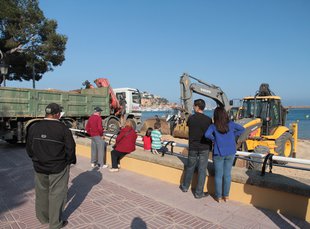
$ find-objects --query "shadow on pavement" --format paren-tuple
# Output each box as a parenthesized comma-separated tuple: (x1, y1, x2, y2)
(0, 142, 35, 216)
(244, 169, 310, 228)
(130, 217, 147, 229)
(64, 169, 102, 219)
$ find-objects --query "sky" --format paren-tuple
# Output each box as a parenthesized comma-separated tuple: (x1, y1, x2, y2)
(7, 0, 310, 106)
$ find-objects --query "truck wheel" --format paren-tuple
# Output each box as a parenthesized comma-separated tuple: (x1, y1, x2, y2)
(275, 132, 293, 157)
(107, 119, 120, 134)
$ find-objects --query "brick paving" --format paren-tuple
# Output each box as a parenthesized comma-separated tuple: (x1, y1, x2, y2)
(0, 142, 309, 229)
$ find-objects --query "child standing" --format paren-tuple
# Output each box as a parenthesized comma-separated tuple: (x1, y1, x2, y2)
(151, 122, 162, 154)
(143, 127, 152, 151)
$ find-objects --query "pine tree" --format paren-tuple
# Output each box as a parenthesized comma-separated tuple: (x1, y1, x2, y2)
(0, 0, 67, 83)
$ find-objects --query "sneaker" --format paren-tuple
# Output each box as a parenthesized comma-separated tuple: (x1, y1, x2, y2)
(194, 192, 209, 199)
(215, 197, 223, 203)
(179, 185, 188, 193)
(61, 220, 68, 228)
(91, 163, 97, 168)
(100, 164, 108, 169)
(117, 164, 121, 169)
(109, 168, 119, 172)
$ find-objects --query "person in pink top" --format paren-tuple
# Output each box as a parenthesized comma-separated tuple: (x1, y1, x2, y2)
(142, 127, 153, 151)
(86, 107, 108, 169)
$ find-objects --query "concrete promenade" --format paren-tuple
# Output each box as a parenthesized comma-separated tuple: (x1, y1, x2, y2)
(0, 142, 309, 229)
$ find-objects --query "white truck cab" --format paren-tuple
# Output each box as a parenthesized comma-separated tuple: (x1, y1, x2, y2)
(114, 88, 142, 117)
(113, 88, 142, 129)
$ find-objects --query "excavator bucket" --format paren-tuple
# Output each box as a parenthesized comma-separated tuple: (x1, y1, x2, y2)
(140, 117, 171, 135)
(172, 121, 189, 139)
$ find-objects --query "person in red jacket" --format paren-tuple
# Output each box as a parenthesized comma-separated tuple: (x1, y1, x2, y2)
(142, 127, 153, 151)
(86, 107, 108, 169)
(110, 119, 137, 172)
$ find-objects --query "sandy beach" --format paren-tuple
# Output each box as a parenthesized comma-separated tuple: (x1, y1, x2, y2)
(296, 139, 310, 160)
(279, 139, 310, 178)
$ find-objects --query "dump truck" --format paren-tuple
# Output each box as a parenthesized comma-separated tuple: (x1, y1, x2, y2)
(0, 79, 142, 143)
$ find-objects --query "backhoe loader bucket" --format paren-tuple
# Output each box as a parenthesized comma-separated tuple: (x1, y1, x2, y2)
(140, 117, 171, 135)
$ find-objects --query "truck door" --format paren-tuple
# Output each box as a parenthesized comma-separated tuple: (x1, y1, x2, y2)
(131, 91, 141, 114)
(116, 92, 128, 114)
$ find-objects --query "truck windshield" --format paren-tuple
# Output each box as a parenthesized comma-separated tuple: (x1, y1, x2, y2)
(132, 92, 141, 104)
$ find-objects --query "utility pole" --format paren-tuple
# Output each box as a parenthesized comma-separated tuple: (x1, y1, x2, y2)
(32, 63, 36, 89)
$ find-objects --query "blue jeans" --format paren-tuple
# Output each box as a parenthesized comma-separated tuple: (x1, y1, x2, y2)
(213, 154, 235, 199)
(181, 150, 210, 197)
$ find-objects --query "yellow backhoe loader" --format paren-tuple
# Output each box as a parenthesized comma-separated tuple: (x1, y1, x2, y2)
(236, 83, 298, 157)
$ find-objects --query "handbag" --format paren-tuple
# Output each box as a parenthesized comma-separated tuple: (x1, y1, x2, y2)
(112, 129, 133, 149)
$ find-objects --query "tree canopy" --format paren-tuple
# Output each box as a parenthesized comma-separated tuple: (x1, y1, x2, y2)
(0, 0, 67, 82)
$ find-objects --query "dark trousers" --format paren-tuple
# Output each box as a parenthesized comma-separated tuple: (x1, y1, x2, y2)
(111, 150, 127, 168)
(35, 165, 70, 229)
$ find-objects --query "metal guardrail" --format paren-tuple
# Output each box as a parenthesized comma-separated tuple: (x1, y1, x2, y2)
(71, 128, 310, 174)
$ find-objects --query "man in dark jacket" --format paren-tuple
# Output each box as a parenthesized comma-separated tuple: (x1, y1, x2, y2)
(180, 99, 212, 198)
(26, 103, 76, 228)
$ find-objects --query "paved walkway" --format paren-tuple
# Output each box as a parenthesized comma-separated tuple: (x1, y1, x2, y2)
(0, 142, 308, 229)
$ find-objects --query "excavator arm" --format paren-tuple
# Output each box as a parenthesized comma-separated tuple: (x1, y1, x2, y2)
(180, 73, 231, 112)
(171, 73, 231, 138)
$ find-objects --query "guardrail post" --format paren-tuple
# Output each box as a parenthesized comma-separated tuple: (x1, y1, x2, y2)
(261, 153, 274, 176)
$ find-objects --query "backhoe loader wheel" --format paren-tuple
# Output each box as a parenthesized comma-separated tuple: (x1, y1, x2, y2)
(275, 132, 293, 158)
(249, 145, 270, 170)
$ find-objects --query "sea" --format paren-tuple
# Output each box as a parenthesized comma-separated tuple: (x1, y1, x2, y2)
(141, 108, 310, 139)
